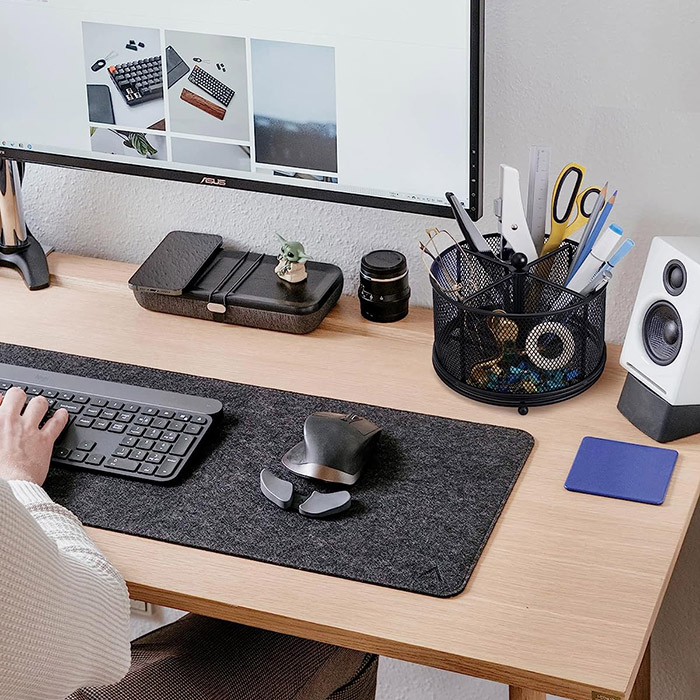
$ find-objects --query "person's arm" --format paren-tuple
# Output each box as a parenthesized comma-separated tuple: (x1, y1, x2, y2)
(0, 388, 131, 700)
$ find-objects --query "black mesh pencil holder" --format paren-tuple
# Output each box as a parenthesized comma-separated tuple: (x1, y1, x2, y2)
(430, 236, 606, 414)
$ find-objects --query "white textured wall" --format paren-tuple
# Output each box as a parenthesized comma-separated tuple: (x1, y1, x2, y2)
(23, 0, 699, 698)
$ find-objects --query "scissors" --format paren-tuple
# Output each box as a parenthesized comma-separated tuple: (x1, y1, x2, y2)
(541, 162, 600, 255)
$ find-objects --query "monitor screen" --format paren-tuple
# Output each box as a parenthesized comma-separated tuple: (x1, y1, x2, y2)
(0, 0, 483, 218)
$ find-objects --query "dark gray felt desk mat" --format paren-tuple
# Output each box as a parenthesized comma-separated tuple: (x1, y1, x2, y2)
(1, 343, 534, 598)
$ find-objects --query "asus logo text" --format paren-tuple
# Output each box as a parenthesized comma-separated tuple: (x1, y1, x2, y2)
(200, 177, 227, 186)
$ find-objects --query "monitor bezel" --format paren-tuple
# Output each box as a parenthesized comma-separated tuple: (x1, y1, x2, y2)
(0, 0, 484, 220)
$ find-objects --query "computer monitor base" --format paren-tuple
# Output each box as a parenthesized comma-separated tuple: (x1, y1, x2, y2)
(0, 232, 50, 290)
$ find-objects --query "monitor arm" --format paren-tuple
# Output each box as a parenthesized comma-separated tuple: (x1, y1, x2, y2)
(0, 158, 49, 290)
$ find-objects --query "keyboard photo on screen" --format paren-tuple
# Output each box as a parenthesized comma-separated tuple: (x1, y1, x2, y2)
(0, 363, 222, 483)
(188, 65, 235, 106)
(109, 56, 164, 106)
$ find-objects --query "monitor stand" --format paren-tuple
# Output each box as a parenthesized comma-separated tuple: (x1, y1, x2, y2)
(0, 158, 50, 290)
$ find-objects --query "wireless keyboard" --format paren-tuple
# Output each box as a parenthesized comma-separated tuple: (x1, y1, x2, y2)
(188, 65, 235, 106)
(0, 364, 222, 483)
(109, 56, 164, 105)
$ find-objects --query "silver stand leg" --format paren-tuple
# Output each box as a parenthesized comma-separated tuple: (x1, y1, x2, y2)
(0, 158, 49, 290)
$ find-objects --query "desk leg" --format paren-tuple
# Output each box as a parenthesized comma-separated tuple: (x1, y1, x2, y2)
(629, 643, 651, 700)
(508, 687, 545, 700)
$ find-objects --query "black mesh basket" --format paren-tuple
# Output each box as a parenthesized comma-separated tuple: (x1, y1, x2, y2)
(430, 236, 606, 414)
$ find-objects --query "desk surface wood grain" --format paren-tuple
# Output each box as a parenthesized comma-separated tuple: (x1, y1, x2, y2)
(2, 254, 698, 700)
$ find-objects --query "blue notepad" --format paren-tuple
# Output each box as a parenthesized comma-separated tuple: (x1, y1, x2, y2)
(565, 436, 678, 505)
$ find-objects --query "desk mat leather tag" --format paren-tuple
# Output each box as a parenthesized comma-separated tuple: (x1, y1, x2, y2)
(2, 343, 534, 597)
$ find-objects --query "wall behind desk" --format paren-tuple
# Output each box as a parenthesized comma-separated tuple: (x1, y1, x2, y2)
(22, 2, 700, 698)
(23, 2, 699, 346)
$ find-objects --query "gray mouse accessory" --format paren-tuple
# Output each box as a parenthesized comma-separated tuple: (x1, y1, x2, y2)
(281, 412, 382, 485)
(259, 469, 293, 509)
(260, 469, 351, 518)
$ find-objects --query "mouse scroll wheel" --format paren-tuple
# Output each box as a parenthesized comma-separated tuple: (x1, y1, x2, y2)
(344, 414, 360, 423)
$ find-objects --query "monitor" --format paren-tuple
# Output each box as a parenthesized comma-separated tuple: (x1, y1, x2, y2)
(0, 0, 484, 219)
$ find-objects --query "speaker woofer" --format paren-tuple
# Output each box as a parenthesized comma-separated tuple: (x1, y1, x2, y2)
(643, 301, 682, 365)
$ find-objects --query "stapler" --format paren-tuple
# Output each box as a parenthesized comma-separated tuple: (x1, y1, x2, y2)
(494, 164, 538, 263)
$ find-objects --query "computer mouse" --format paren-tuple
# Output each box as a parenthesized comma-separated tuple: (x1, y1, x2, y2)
(281, 412, 381, 486)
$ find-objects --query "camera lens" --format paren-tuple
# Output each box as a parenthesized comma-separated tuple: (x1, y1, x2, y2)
(358, 250, 410, 323)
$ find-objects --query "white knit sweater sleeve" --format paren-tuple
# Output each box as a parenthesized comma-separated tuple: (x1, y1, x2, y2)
(0, 479, 131, 700)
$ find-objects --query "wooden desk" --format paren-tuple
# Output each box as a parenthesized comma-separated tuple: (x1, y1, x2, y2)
(3, 254, 699, 700)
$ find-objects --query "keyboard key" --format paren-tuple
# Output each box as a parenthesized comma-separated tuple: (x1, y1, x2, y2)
(58, 391, 74, 401)
(76, 417, 94, 428)
(57, 402, 82, 414)
(158, 409, 175, 419)
(26, 386, 42, 396)
(168, 420, 186, 432)
(123, 403, 140, 413)
(43, 390, 58, 398)
(108, 422, 127, 433)
(176, 413, 191, 422)
(108, 401, 124, 410)
(171, 434, 195, 456)
(105, 457, 139, 472)
(144, 428, 161, 440)
(120, 435, 139, 447)
(101, 409, 117, 420)
(143, 407, 158, 416)
(151, 417, 168, 429)
(153, 442, 171, 453)
(74, 395, 90, 404)
(0, 381, 11, 390)
(85, 407, 101, 417)
(130, 449, 147, 461)
(113, 446, 131, 458)
(184, 424, 202, 435)
(77, 440, 96, 451)
(117, 412, 134, 423)
(161, 431, 178, 443)
(135, 415, 152, 426)
(69, 451, 87, 463)
(156, 456, 180, 477)
(145, 452, 164, 464)
(128, 425, 145, 436)
(94, 419, 110, 431)
(191, 415, 207, 425)
(54, 447, 71, 459)
(86, 454, 105, 466)
(138, 462, 157, 475)
(137, 438, 154, 450)
(91, 398, 108, 407)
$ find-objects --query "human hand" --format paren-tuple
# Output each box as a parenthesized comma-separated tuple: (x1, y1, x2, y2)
(0, 387, 69, 485)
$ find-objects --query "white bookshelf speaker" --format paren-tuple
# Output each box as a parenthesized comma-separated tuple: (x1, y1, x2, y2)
(618, 236, 700, 442)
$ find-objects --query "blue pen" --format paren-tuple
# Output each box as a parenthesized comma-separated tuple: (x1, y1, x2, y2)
(568, 190, 618, 282)
(578, 238, 635, 295)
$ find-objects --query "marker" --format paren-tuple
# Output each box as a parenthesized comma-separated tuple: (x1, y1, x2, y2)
(567, 223, 623, 293)
(578, 237, 635, 295)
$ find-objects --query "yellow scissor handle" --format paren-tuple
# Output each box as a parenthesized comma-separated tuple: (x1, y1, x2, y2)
(563, 185, 601, 240)
(541, 162, 586, 255)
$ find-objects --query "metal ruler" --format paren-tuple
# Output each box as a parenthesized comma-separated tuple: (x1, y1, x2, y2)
(526, 146, 551, 255)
